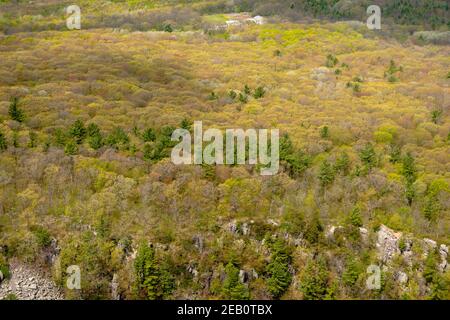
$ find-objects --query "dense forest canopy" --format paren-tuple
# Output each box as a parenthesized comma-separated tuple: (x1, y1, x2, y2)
(0, 0, 449, 300)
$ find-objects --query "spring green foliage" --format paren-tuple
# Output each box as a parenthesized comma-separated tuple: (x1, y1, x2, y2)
(342, 257, 362, 287)
(389, 144, 401, 163)
(8, 97, 24, 122)
(347, 206, 363, 227)
(334, 152, 350, 175)
(134, 242, 174, 300)
(28, 131, 37, 148)
(0, 130, 7, 151)
(0, 0, 448, 301)
(359, 143, 377, 171)
(401, 153, 417, 184)
(253, 86, 266, 99)
(180, 118, 193, 131)
(265, 238, 292, 299)
(325, 54, 338, 67)
(318, 160, 334, 187)
(88, 132, 104, 150)
(142, 128, 156, 142)
(299, 256, 331, 300)
(222, 262, 250, 300)
(431, 109, 443, 124)
(0, 256, 10, 281)
(305, 212, 324, 245)
(320, 125, 329, 138)
(106, 127, 130, 150)
(64, 140, 78, 155)
(31, 226, 51, 248)
(385, 60, 403, 83)
(69, 120, 87, 144)
(401, 153, 418, 205)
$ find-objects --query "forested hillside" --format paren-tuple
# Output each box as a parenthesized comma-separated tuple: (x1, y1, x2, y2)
(0, 0, 449, 300)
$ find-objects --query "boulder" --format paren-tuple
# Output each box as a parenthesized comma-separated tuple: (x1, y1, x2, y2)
(438, 244, 448, 272)
(394, 271, 408, 285)
(193, 235, 204, 252)
(111, 273, 120, 300)
(376, 225, 401, 263)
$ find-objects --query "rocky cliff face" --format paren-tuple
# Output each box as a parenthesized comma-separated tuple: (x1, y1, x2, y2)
(0, 261, 63, 300)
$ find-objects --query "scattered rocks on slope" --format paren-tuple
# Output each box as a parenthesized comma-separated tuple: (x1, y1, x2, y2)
(438, 244, 448, 272)
(376, 225, 401, 264)
(193, 235, 204, 253)
(0, 261, 64, 300)
(394, 271, 408, 285)
(110, 273, 120, 300)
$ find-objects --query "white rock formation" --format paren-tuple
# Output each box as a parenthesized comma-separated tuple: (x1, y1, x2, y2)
(376, 225, 401, 263)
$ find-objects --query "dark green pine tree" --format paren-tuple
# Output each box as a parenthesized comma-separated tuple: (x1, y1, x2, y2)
(305, 212, 323, 245)
(402, 153, 417, 205)
(265, 238, 292, 299)
(8, 97, 25, 122)
(320, 125, 329, 138)
(401, 152, 417, 184)
(69, 120, 87, 144)
(180, 118, 193, 131)
(0, 130, 7, 151)
(88, 132, 103, 150)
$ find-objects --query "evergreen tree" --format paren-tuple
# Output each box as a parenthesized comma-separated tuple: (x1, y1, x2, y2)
(253, 86, 265, 99)
(54, 128, 67, 147)
(299, 256, 330, 300)
(134, 242, 174, 300)
(243, 84, 251, 95)
(423, 194, 440, 223)
(106, 127, 130, 150)
(64, 140, 78, 155)
(142, 128, 156, 142)
(334, 152, 350, 175)
(88, 132, 104, 150)
(0, 130, 7, 151)
(347, 206, 363, 227)
(28, 131, 37, 148)
(342, 257, 362, 287)
(87, 123, 100, 137)
(12, 131, 19, 148)
(389, 144, 401, 163)
(320, 126, 329, 138)
(431, 109, 442, 124)
(222, 262, 249, 300)
(69, 120, 87, 144)
(318, 160, 334, 187)
(265, 238, 292, 299)
(8, 97, 24, 122)
(305, 212, 323, 244)
(359, 143, 377, 169)
(238, 92, 248, 104)
(180, 118, 193, 131)
(345, 206, 363, 242)
(401, 152, 417, 184)
(279, 133, 294, 161)
(402, 153, 417, 205)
